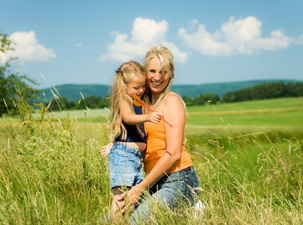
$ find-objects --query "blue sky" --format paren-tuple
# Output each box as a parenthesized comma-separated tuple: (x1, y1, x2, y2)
(1, 0, 302, 89)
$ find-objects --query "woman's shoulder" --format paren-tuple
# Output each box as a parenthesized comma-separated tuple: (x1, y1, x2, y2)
(166, 92, 184, 102)
(163, 92, 186, 109)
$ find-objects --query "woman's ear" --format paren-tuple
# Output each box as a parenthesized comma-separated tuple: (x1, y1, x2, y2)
(170, 67, 175, 78)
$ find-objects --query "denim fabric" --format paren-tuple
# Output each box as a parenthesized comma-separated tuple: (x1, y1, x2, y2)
(108, 142, 144, 189)
(129, 166, 199, 224)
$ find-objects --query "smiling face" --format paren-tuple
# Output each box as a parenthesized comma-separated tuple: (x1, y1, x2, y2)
(126, 76, 146, 99)
(147, 57, 173, 97)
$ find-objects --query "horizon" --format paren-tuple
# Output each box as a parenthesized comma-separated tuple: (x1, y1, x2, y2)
(1, 0, 303, 89)
(39, 78, 302, 89)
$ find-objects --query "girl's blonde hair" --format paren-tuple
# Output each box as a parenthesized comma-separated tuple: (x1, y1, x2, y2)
(143, 46, 175, 111)
(108, 61, 146, 141)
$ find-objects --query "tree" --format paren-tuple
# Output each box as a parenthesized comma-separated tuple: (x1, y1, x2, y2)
(182, 95, 194, 106)
(200, 92, 220, 104)
(0, 32, 38, 117)
(286, 82, 303, 97)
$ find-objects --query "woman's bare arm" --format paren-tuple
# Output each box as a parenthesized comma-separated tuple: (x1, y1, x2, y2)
(123, 94, 186, 205)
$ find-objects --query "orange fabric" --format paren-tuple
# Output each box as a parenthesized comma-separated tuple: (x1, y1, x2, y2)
(143, 116, 192, 174)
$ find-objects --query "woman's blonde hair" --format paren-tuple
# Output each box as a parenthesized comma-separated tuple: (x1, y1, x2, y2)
(143, 46, 174, 111)
(108, 61, 146, 141)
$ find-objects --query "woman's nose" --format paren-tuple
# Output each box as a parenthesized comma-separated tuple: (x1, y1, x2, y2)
(154, 72, 162, 80)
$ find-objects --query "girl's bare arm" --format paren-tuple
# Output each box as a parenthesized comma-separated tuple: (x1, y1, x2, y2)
(122, 99, 162, 125)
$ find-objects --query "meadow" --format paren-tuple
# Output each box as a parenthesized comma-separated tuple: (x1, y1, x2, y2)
(0, 97, 302, 224)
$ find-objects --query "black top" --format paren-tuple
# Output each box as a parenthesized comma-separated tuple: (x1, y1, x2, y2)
(114, 105, 147, 143)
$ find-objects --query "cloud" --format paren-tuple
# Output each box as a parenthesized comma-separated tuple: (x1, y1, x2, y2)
(75, 43, 83, 48)
(100, 17, 188, 63)
(0, 31, 56, 64)
(75, 42, 87, 50)
(178, 16, 303, 56)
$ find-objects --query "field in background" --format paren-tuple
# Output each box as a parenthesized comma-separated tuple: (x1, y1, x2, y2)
(1, 97, 302, 224)
(186, 97, 303, 127)
(33, 97, 303, 127)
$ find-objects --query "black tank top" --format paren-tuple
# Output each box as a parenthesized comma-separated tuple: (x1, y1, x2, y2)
(114, 105, 147, 143)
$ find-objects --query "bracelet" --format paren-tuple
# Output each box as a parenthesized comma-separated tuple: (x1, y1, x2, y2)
(165, 151, 172, 156)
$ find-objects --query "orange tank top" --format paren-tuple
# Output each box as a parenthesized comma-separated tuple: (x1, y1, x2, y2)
(143, 95, 192, 174)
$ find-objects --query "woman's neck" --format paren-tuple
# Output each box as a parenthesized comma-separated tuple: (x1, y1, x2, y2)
(151, 93, 161, 105)
(150, 91, 171, 107)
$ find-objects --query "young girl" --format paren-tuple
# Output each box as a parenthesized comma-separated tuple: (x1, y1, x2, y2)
(101, 61, 162, 222)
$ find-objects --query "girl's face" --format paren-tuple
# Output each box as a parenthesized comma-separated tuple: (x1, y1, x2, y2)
(126, 76, 146, 99)
(147, 57, 173, 95)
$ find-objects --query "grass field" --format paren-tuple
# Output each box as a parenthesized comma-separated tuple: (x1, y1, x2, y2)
(187, 97, 303, 127)
(1, 97, 302, 224)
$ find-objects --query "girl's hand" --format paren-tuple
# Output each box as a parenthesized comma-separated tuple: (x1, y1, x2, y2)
(147, 112, 162, 124)
(101, 142, 113, 157)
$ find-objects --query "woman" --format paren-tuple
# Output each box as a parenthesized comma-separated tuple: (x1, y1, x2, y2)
(120, 46, 200, 224)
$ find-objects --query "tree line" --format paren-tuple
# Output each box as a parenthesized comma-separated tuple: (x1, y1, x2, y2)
(181, 81, 303, 106)
(182, 93, 220, 106)
(46, 96, 110, 111)
(222, 81, 303, 103)
(21, 80, 303, 111)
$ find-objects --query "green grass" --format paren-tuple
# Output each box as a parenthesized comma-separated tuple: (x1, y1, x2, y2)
(187, 110, 303, 126)
(188, 97, 303, 112)
(1, 97, 303, 224)
(186, 97, 303, 127)
(32, 108, 110, 119)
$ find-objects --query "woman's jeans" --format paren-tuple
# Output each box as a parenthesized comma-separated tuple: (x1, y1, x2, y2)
(129, 166, 199, 224)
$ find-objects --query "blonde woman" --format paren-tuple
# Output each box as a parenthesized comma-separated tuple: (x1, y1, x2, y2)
(120, 47, 200, 224)
(102, 61, 162, 222)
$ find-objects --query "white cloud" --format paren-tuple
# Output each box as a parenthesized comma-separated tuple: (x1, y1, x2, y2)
(0, 31, 56, 64)
(75, 43, 83, 48)
(178, 16, 303, 56)
(75, 42, 87, 50)
(100, 17, 188, 63)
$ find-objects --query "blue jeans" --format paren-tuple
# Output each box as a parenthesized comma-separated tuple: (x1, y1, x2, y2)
(108, 142, 144, 189)
(129, 166, 199, 224)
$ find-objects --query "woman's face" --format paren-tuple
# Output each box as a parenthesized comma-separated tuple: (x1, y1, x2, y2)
(147, 57, 172, 95)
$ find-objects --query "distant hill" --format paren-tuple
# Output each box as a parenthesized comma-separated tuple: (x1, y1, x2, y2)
(37, 79, 299, 101)
(171, 79, 294, 98)
(38, 84, 110, 101)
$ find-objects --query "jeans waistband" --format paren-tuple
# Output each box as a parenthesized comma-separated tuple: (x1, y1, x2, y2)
(178, 166, 194, 172)
(112, 142, 143, 156)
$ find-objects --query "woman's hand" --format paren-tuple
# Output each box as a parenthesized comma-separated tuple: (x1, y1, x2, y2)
(118, 185, 144, 213)
(100, 142, 113, 157)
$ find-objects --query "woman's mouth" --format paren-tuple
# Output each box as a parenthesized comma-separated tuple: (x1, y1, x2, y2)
(151, 81, 162, 87)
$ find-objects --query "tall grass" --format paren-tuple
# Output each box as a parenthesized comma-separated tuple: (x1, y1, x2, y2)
(186, 127, 303, 224)
(0, 99, 111, 224)
(0, 96, 302, 224)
